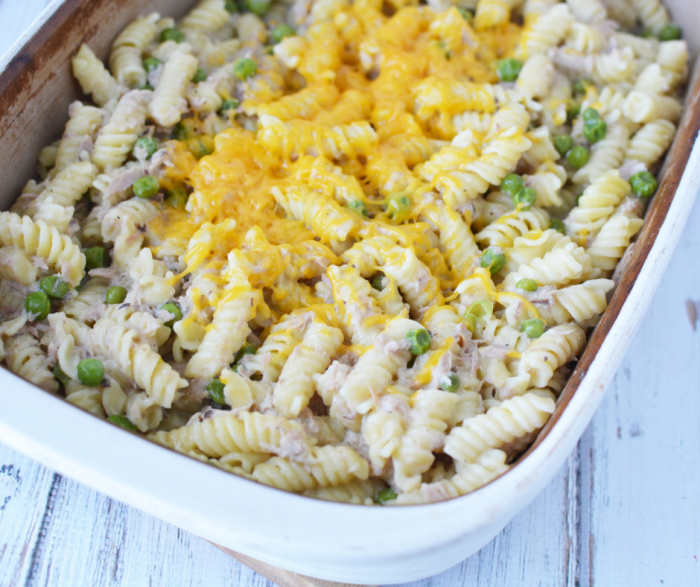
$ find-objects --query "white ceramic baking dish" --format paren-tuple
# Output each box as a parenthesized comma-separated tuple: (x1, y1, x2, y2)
(0, 0, 699, 584)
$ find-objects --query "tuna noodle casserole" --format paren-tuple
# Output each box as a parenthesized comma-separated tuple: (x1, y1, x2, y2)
(0, 0, 687, 505)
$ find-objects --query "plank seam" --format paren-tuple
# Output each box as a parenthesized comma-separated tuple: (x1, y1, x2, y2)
(23, 472, 62, 587)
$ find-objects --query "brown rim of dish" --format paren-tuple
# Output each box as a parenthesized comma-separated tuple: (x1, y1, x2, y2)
(518, 57, 700, 465)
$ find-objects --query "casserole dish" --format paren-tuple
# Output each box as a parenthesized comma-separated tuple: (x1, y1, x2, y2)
(0, 0, 699, 583)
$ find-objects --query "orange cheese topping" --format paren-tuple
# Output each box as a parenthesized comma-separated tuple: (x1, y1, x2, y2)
(145, 4, 522, 324)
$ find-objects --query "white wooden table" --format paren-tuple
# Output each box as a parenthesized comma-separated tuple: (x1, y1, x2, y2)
(1, 2, 699, 586)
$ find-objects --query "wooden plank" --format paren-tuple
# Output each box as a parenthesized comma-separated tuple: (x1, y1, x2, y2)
(0, 443, 58, 587)
(580, 196, 700, 587)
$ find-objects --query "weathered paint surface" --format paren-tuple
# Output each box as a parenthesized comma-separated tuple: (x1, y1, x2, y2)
(0, 2, 699, 587)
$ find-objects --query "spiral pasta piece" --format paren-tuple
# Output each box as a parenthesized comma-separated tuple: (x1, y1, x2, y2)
(90, 318, 187, 408)
(5, 334, 57, 393)
(239, 316, 306, 383)
(536, 278, 615, 326)
(149, 411, 310, 459)
(517, 4, 573, 59)
(150, 50, 199, 127)
(273, 321, 344, 417)
(0, 247, 37, 286)
(72, 44, 121, 107)
(622, 91, 682, 125)
(272, 185, 361, 245)
(64, 381, 106, 418)
(476, 207, 550, 249)
(54, 103, 105, 172)
(393, 389, 459, 492)
(258, 116, 378, 162)
(338, 318, 420, 415)
(573, 124, 630, 186)
(110, 13, 159, 88)
(503, 241, 595, 289)
(181, 0, 230, 32)
(629, 0, 669, 34)
(624, 119, 675, 166)
(393, 449, 509, 504)
(33, 161, 98, 216)
(587, 213, 644, 272)
(93, 90, 151, 171)
(418, 203, 479, 281)
(566, 170, 631, 241)
(0, 212, 85, 285)
(304, 478, 386, 504)
(185, 283, 261, 380)
(518, 324, 586, 387)
(328, 264, 385, 345)
(445, 393, 555, 464)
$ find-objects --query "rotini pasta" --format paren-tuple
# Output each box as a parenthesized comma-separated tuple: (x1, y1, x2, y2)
(0, 0, 685, 507)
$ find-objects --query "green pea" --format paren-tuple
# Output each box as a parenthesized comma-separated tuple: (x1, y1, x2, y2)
(188, 137, 215, 159)
(225, 0, 237, 12)
(161, 28, 185, 43)
(246, 0, 271, 15)
(53, 363, 70, 386)
(25, 292, 50, 320)
(641, 29, 656, 38)
(520, 318, 545, 338)
(108, 415, 137, 432)
(233, 57, 257, 80)
(516, 278, 538, 292)
(166, 187, 189, 210)
(462, 313, 476, 333)
(105, 286, 127, 305)
(567, 145, 590, 169)
(583, 118, 607, 143)
(480, 248, 506, 276)
(133, 175, 160, 199)
(143, 57, 163, 73)
(629, 171, 658, 198)
(140, 83, 154, 91)
(77, 358, 105, 387)
(572, 80, 589, 96)
(405, 328, 431, 356)
(192, 68, 207, 83)
(371, 273, 384, 291)
(234, 343, 257, 364)
(133, 136, 158, 159)
(659, 24, 682, 41)
(385, 192, 411, 222)
(582, 107, 601, 123)
(161, 302, 183, 328)
(440, 373, 460, 393)
(513, 187, 537, 210)
(347, 200, 369, 218)
(554, 134, 573, 157)
(272, 24, 295, 43)
(566, 100, 581, 121)
(85, 246, 108, 270)
(496, 58, 522, 82)
(207, 378, 226, 405)
(457, 7, 474, 21)
(549, 218, 566, 235)
(501, 173, 524, 196)
(466, 299, 494, 320)
(40, 275, 69, 299)
(374, 487, 397, 505)
(221, 98, 240, 113)
(173, 122, 189, 141)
